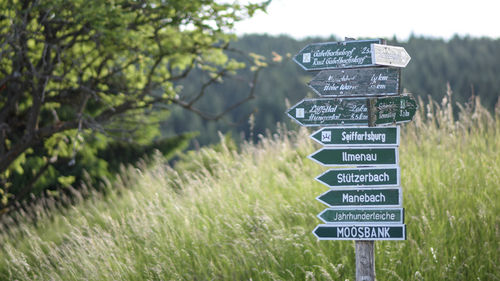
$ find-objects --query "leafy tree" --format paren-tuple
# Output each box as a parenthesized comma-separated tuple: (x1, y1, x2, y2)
(0, 0, 268, 211)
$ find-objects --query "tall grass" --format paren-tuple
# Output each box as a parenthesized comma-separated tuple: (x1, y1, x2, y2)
(0, 90, 499, 280)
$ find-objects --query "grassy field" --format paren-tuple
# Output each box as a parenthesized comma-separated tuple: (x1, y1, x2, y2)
(0, 94, 499, 280)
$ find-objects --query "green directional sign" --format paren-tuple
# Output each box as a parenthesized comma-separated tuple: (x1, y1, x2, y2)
(316, 167, 400, 188)
(294, 40, 411, 71)
(293, 39, 382, 71)
(316, 188, 402, 207)
(286, 94, 417, 127)
(309, 147, 398, 167)
(318, 208, 404, 224)
(375, 94, 417, 125)
(313, 224, 406, 240)
(308, 67, 400, 97)
(310, 126, 399, 146)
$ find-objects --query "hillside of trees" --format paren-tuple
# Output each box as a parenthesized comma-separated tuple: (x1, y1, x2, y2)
(163, 34, 500, 145)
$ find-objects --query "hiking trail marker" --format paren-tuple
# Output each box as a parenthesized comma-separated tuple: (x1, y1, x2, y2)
(287, 38, 415, 281)
(286, 94, 417, 127)
(316, 188, 402, 208)
(309, 147, 398, 167)
(310, 126, 400, 146)
(318, 208, 404, 224)
(315, 166, 400, 188)
(313, 224, 406, 240)
(293, 39, 411, 71)
(308, 67, 401, 97)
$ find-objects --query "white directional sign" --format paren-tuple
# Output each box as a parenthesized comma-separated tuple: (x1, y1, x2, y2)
(371, 44, 411, 68)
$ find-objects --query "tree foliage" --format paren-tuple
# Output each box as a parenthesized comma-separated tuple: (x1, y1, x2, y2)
(0, 0, 268, 211)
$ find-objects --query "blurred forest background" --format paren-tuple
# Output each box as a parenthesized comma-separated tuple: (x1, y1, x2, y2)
(165, 34, 500, 145)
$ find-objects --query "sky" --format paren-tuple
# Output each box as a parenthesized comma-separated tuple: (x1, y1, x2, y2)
(232, 0, 500, 40)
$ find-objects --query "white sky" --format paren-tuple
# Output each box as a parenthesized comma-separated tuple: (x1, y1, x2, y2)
(233, 0, 500, 40)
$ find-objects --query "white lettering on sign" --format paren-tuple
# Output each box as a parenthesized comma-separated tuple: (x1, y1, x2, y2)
(333, 211, 396, 222)
(341, 131, 387, 143)
(342, 152, 377, 162)
(309, 104, 338, 114)
(324, 84, 339, 91)
(349, 113, 368, 120)
(368, 73, 390, 90)
(337, 226, 390, 238)
(336, 172, 390, 184)
(313, 58, 325, 66)
(342, 192, 386, 203)
(350, 104, 367, 113)
(323, 83, 358, 92)
(308, 114, 341, 122)
(312, 48, 356, 58)
(306, 47, 369, 67)
(379, 112, 396, 119)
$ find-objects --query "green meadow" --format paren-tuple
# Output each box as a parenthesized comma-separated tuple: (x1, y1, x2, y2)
(1, 94, 499, 280)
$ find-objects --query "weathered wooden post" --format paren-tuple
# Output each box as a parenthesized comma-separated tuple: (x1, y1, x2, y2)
(287, 37, 415, 280)
(356, 98, 377, 281)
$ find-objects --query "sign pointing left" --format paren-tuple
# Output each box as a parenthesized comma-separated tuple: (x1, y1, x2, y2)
(308, 67, 401, 97)
(293, 39, 382, 71)
(308, 147, 398, 167)
(313, 224, 406, 240)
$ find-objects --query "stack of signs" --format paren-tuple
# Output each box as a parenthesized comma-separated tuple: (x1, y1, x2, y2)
(287, 39, 416, 240)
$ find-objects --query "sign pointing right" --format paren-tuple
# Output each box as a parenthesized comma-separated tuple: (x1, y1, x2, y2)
(371, 44, 411, 68)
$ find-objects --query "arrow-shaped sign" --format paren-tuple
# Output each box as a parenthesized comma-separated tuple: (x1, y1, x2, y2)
(310, 126, 399, 146)
(286, 94, 417, 127)
(318, 208, 404, 224)
(308, 147, 398, 167)
(293, 39, 410, 71)
(372, 44, 411, 68)
(316, 187, 402, 207)
(308, 67, 401, 97)
(313, 224, 406, 240)
(316, 167, 400, 188)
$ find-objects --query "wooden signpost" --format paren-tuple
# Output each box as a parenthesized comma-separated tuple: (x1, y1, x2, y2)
(288, 38, 415, 280)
